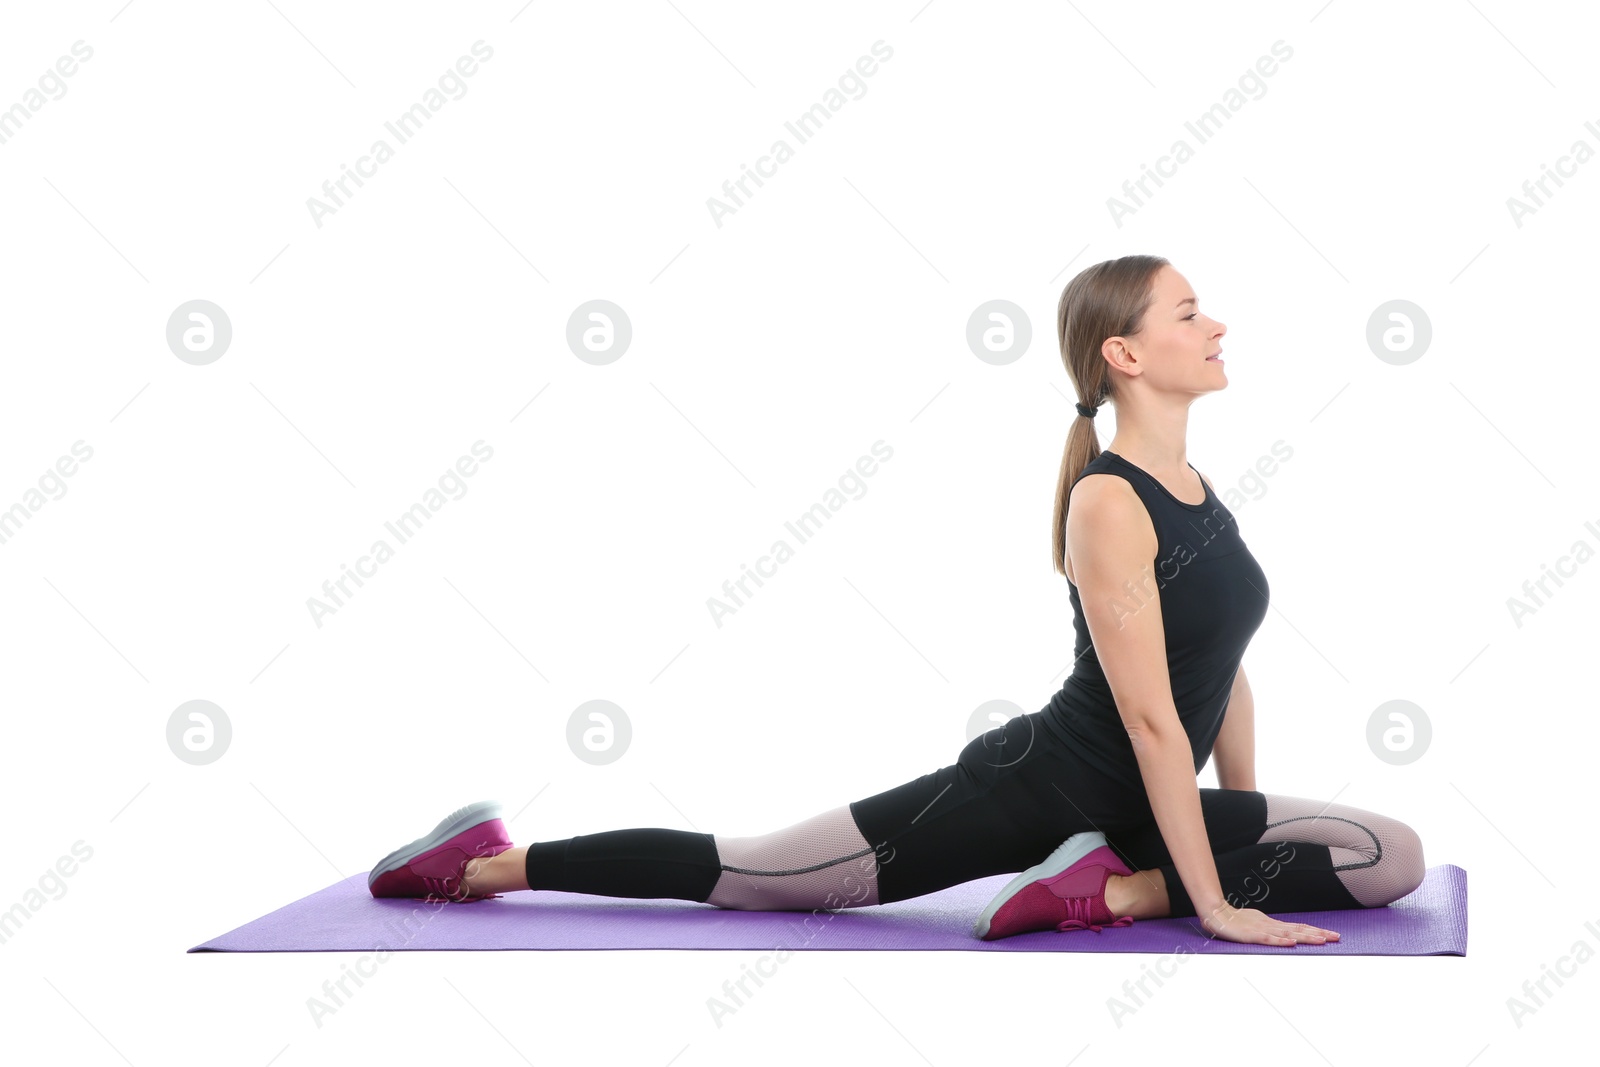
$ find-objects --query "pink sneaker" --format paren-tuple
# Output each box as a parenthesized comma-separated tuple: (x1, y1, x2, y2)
(367, 801, 513, 903)
(973, 831, 1134, 940)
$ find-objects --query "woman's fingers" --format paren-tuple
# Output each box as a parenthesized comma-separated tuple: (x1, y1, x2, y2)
(1202, 905, 1342, 947)
(1276, 921, 1339, 944)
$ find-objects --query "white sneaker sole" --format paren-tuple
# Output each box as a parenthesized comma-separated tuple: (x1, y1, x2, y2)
(367, 800, 503, 888)
(971, 830, 1110, 939)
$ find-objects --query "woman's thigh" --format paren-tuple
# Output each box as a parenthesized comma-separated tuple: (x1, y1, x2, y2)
(1102, 789, 1426, 908)
(1102, 788, 1270, 870)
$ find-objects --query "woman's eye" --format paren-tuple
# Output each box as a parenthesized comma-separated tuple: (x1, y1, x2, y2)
(1184, 313, 1198, 320)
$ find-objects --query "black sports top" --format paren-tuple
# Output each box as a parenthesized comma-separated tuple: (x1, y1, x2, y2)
(1045, 449, 1270, 795)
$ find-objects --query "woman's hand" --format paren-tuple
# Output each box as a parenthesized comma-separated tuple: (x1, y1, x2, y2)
(1200, 902, 1340, 946)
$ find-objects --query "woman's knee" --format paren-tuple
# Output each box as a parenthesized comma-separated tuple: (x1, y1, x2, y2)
(1263, 794, 1427, 905)
(1380, 819, 1426, 901)
(706, 806, 883, 911)
(1348, 815, 1426, 906)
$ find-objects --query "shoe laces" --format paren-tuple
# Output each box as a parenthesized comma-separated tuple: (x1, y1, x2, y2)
(408, 841, 508, 903)
(419, 872, 479, 903)
(1055, 893, 1135, 933)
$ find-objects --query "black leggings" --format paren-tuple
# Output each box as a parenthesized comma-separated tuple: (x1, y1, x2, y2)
(524, 708, 1426, 916)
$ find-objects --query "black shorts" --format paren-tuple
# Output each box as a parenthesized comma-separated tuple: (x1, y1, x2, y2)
(848, 706, 1257, 904)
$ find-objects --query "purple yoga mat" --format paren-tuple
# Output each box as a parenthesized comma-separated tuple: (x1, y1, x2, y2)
(190, 864, 1466, 956)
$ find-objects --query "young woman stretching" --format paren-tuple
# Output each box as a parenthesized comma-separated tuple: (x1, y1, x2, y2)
(367, 255, 1425, 945)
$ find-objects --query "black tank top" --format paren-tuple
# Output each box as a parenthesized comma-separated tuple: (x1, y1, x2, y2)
(1045, 449, 1270, 794)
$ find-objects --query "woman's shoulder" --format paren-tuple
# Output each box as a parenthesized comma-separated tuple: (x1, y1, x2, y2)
(1067, 463, 1150, 533)
(1069, 452, 1136, 498)
(1066, 458, 1156, 561)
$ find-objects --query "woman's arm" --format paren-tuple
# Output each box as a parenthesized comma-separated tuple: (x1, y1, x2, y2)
(1067, 474, 1228, 920)
(1211, 667, 1256, 792)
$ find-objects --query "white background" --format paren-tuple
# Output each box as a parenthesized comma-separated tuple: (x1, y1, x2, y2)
(1, 1, 1593, 1063)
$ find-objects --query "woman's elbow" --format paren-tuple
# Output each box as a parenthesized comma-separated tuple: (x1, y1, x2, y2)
(1124, 712, 1184, 754)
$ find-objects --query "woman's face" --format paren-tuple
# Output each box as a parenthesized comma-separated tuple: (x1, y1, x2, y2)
(1111, 265, 1227, 385)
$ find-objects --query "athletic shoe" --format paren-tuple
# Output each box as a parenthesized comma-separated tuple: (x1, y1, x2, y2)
(367, 800, 513, 902)
(973, 830, 1135, 940)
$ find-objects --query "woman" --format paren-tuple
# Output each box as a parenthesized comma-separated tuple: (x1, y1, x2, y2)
(367, 255, 1425, 946)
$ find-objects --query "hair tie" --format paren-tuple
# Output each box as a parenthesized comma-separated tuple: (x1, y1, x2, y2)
(1075, 401, 1098, 419)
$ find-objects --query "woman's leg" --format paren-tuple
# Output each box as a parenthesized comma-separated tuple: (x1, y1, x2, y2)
(463, 709, 1102, 910)
(1102, 789, 1428, 919)
(461, 805, 887, 909)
